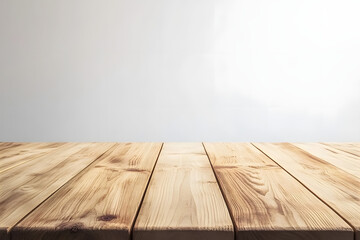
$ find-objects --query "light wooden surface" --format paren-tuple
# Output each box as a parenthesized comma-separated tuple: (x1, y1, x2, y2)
(294, 142, 360, 178)
(0, 143, 40, 160)
(0, 142, 358, 240)
(254, 143, 360, 240)
(323, 142, 360, 157)
(0, 142, 26, 152)
(204, 143, 352, 240)
(0, 142, 65, 173)
(13, 143, 162, 240)
(0, 143, 114, 239)
(133, 143, 233, 240)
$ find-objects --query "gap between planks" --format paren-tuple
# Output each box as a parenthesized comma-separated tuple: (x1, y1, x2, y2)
(0, 143, 115, 240)
(204, 143, 352, 240)
(129, 143, 164, 240)
(133, 143, 234, 240)
(12, 143, 163, 240)
(293, 143, 360, 178)
(10, 144, 117, 235)
(253, 143, 359, 240)
(252, 143, 357, 234)
(2, 142, 358, 240)
(0, 143, 65, 174)
(202, 142, 237, 239)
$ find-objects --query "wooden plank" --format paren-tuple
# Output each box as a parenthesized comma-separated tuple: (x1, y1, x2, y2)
(204, 142, 353, 240)
(13, 143, 162, 240)
(0, 142, 26, 152)
(0, 142, 65, 173)
(322, 142, 360, 157)
(254, 143, 360, 240)
(134, 143, 233, 240)
(293, 143, 360, 178)
(0, 143, 35, 156)
(0, 142, 114, 240)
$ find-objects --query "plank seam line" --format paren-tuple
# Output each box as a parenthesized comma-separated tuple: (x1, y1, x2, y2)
(321, 142, 360, 158)
(130, 142, 164, 240)
(251, 143, 356, 238)
(202, 142, 236, 240)
(8, 143, 117, 239)
(0, 143, 66, 174)
(296, 143, 360, 181)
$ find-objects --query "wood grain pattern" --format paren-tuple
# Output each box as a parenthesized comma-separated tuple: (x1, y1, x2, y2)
(0, 142, 26, 152)
(1, 142, 358, 240)
(293, 142, 360, 178)
(254, 143, 360, 240)
(322, 142, 360, 157)
(0, 142, 114, 240)
(134, 143, 233, 240)
(0, 143, 36, 157)
(204, 142, 353, 240)
(13, 143, 162, 240)
(0, 142, 65, 173)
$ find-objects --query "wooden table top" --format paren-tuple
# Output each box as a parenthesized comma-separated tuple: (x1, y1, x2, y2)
(0, 142, 359, 240)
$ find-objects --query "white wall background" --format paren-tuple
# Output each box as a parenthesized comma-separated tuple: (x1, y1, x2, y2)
(1, 0, 359, 142)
